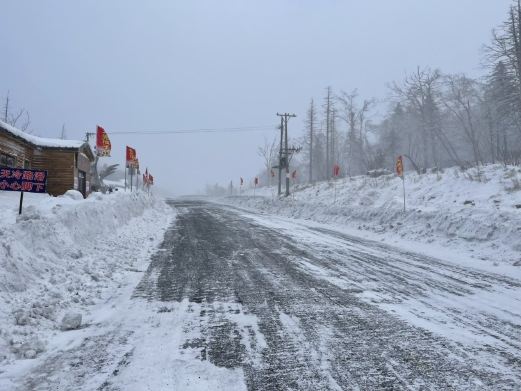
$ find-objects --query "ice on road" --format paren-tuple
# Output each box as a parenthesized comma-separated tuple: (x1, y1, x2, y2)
(14, 200, 521, 390)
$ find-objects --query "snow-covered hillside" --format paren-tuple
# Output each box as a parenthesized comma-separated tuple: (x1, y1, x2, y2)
(227, 164, 521, 269)
(0, 190, 172, 365)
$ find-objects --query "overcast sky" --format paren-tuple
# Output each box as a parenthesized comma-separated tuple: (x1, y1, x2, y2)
(1, 0, 512, 194)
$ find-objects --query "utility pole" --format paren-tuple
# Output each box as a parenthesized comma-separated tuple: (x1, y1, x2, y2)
(284, 115, 290, 196)
(278, 116, 284, 196)
(276, 112, 297, 197)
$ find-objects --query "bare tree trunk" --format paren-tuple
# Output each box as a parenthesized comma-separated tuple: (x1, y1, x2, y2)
(324, 87, 332, 179)
(307, 99, 316, 182)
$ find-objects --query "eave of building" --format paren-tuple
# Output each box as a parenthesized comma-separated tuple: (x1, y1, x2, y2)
(0, 121, 94, 160)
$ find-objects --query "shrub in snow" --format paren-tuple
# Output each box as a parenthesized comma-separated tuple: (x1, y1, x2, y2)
(10, 336, 46, 359)
(367, 169, 392, 178)
(24, 349, 36, 359)
(13, 310, 30, 326)
(60, 312, 82, 331)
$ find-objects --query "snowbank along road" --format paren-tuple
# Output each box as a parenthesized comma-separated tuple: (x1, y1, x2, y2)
(15, 200, 521, 390)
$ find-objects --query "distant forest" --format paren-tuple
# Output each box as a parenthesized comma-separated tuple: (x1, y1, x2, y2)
(259, 1, 521, 185)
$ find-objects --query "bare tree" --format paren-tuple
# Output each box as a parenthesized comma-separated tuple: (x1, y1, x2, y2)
(2, 91, 31, 132)
(60, 123, 67, 139)
(305, 98, 317, 182)
(392, 67, 464, 169)
(323, 87, 334, 178)
(444, 74, 484, 166)
(257, 137, 278, 187)
(337, 89, 373, 175)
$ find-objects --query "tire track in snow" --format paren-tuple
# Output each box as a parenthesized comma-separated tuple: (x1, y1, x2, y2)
(132, 200, 518, 390)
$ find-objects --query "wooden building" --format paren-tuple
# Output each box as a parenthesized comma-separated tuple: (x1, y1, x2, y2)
(0, 120, 95, 197)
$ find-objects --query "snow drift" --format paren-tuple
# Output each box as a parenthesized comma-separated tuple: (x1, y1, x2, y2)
(0, 191, 172, 362)
(227, 164, 521, 266)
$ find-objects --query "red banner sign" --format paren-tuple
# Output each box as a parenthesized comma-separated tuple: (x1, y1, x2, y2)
(0, 167, 47, 193)
(126, 146, 137, 167)
(96, 126, 111, 157)
(333, 164, 340, 177)
(143, 168, 153, 185)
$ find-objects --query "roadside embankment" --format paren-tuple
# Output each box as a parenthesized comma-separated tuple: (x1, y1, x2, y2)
(0, 190, 173, 363)
(226, 164, 521, 267)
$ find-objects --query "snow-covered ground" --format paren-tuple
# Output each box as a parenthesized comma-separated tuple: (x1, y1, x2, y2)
(1, 164, 520, 389)
(0, 189, 173, 388)
(226, 164, 521, 272)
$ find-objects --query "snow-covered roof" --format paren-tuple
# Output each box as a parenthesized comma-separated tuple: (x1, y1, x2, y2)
(0, 119, 85, 149)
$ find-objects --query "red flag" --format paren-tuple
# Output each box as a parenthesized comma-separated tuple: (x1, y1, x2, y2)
(333, 164, 340, 177)
(126, 146, 137, 167)
(291, 170, 297, 179)
(96, 126, 111, 157)
(254, 177, 259, 186)
(149, 175, 154, 185)
(396, 156, 404, 178)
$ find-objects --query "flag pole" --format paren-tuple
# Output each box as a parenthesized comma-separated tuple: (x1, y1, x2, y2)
(130, 167, 133, 192)
(396, 155, 406, 213)
(402, 174, 406, 213)
(19, 191, 24, 215)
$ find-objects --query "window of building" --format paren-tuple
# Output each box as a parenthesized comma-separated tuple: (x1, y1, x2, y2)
(0, 153, 16, 167)
(24, 159, 31, 169)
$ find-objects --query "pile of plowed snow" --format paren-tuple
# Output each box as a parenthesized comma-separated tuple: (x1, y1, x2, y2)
(227, 164, 521, 266)
(0, 190, 172, 362)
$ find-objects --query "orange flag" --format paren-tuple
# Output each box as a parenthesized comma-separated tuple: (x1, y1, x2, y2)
(396, 156, 404, 178)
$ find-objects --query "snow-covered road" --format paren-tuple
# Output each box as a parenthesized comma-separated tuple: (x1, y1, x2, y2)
(12, 200, 521, 390)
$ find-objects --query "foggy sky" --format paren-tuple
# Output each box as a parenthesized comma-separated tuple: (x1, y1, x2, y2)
(1, 0, 512, 195)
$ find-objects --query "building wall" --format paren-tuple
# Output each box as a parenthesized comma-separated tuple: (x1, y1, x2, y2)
(0, 131, 34, 168)
(0, 128, 94, 197)
(75, 151, 93, 196)
(32, 149, 75, 196)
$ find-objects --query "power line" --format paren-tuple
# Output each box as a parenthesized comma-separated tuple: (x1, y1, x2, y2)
(89, 125, 278, 136)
